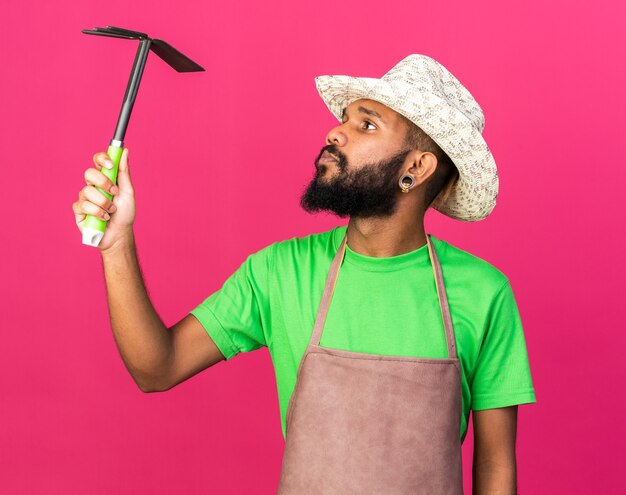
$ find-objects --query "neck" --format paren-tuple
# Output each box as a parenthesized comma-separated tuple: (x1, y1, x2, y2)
(346, 213, 427, 257)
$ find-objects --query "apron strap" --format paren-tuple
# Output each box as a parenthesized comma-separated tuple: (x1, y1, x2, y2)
(310, 233, 457, 360)
(426, 234, 458, 359)
(311, 234, 348, 347)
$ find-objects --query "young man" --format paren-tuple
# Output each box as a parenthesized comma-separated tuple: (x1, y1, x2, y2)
(73, 55, 536, 494)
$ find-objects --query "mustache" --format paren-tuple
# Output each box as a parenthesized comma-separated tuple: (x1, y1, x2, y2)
(314, 144, 347, 170)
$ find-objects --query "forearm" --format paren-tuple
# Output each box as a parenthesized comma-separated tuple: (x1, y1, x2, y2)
(100, 229, 171, 391)
(472, 459, 517, 494)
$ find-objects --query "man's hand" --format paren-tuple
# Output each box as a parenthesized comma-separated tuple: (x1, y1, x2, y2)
(72, 148, 136, 253)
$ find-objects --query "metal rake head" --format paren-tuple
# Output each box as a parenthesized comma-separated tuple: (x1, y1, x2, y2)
(82, 25, 205, 72)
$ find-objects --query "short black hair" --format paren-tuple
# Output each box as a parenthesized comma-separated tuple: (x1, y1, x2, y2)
(402, 117, 459, 209)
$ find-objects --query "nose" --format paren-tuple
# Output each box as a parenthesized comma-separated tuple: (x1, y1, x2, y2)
(325, 123, 347, 147)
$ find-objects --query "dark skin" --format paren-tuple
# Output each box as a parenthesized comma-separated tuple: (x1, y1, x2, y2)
(74, 98, 518, 494)
(324, 98, 519, 494)
(322, 98, 433, 257)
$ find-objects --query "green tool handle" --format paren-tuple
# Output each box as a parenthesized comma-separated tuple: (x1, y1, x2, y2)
(82, 143, 124, 247)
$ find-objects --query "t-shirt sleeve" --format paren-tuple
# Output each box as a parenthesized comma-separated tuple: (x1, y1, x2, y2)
(189, 245, 273, 361)
(469, 280, 537, 410)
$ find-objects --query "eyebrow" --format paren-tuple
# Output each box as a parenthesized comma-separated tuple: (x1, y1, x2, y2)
(341, 105, 385, 123)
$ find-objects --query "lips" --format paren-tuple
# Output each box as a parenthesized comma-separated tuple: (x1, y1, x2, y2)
(318, 150, 338, 164)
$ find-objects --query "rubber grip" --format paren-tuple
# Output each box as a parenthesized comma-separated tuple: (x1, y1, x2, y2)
(82, 144, 123, 246)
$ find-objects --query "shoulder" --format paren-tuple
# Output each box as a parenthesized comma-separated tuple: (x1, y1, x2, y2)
(430, 234, 510, 295)
(271, 225, 346, 259)
(245, 225, 346, 268)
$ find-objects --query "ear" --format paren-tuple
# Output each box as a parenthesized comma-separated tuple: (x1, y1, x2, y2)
(404, 150, 438, 186)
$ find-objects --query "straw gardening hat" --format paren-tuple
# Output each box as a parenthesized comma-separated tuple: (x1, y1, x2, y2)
(315, 54, 498, 222)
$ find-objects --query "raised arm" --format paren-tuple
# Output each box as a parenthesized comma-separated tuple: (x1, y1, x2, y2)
(73, 149, 224, 392)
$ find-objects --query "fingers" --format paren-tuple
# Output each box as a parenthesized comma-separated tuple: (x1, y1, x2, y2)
(73, 196, 112, 221)
(74, 151, 129, 229)
(92, 152, 115, 171)
(116, 148, 134, 193)
(84, 167, 118, 196)
(80, 184, 117, 213)
(75, 163, 119, 222)
(75, 184, 117, 221)
(119, 148, 129, 173)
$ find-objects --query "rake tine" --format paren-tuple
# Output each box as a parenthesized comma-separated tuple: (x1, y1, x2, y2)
(82, 29, 136, 40)
(102, 25, 149, 39)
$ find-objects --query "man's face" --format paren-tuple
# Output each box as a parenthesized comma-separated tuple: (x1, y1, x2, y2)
(300, 99, 412, 218)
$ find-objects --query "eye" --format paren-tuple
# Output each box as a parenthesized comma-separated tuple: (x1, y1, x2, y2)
(363, 120, 377, 130)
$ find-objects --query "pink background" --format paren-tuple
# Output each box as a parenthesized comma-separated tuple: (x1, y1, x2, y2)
(2, 0, 624, 493)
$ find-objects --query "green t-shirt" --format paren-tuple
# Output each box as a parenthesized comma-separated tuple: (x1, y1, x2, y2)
(190, 226, 536, 443)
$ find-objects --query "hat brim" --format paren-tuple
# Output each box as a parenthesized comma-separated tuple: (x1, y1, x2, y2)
(315, 74, 498, 222)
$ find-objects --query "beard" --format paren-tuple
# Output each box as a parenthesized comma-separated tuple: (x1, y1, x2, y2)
(300, 144, 411, 218)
